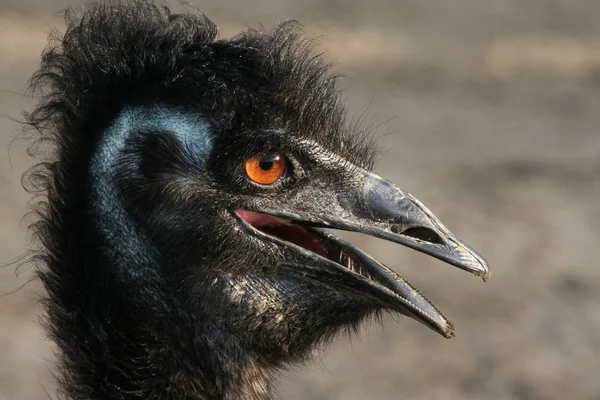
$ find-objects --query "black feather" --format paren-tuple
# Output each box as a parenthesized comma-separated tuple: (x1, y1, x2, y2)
(22, 1, 379, 399)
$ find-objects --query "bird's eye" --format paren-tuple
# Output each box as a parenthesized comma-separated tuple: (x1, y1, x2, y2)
(244, 154, 286, 185)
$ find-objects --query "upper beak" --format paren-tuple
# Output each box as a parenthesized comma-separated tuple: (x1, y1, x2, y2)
(276, 170, 489, 282)
(353, 172, 489, 281)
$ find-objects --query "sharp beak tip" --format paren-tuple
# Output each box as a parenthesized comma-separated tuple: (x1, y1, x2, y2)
(453, 241, 490, 282)
(469, 260, 490, 283)
(473, 256, 491, 282)
(438, 319, 456, 339)
(482, 269, 491, 282)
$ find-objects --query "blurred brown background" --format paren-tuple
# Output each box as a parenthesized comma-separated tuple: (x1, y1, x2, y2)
(1, 1, 599, 399)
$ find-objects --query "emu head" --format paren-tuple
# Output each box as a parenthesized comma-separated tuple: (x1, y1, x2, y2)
(28, 1, 489, 396)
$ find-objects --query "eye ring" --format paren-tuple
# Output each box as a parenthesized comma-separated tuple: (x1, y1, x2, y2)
(244, 154, 286, 185)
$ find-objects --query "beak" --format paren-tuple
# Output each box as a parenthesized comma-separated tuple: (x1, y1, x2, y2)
(349, 172, 489, 281)
(235, 168, 489, 338)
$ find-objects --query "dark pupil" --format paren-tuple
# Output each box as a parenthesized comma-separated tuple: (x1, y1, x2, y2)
(259, 156, 278, 171)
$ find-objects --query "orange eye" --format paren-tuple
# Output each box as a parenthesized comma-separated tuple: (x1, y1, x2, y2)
(244, 154, 286, 185)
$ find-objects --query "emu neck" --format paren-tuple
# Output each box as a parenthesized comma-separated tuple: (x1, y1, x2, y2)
(48, 106, 274, 399)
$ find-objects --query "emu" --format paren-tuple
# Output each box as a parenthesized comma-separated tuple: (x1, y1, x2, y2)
(23, 1, 489, 399)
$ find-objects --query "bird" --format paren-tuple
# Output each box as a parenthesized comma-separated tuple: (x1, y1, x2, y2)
(22, 0, 489, 399)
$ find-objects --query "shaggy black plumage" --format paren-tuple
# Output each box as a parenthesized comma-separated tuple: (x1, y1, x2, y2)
(22, 1, 489, 399)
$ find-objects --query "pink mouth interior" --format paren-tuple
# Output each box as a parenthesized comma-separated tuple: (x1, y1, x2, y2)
(236, 210, 327, 257)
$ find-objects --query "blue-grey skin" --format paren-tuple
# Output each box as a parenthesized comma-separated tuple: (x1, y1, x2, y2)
(91, 105, 213, 280)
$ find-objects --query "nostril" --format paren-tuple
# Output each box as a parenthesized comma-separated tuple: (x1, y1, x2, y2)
(393, 226, 445, 245)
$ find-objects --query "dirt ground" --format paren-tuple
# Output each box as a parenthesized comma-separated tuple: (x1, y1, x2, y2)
(1, 1, 599, 399)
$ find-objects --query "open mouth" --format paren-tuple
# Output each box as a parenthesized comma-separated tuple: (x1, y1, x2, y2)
(236, 210, 328, 258)
(235, 210, 379, 281)
(234, 209, 455, 338)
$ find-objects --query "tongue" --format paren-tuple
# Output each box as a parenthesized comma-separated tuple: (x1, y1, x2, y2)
(236, 209, 327, 257)
(236, 209, 283, 228)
